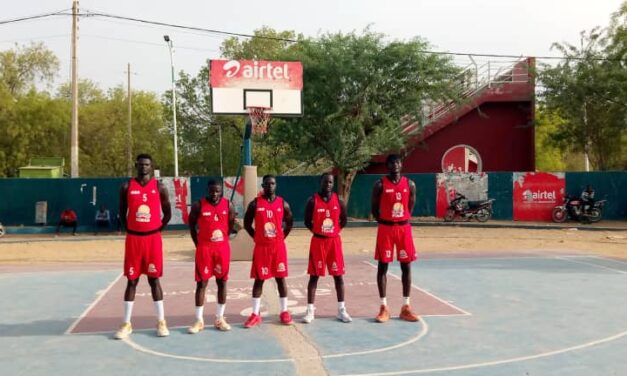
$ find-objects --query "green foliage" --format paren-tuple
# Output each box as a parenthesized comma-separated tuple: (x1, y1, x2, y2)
(0, 42, 59, 96)
(275, 30, 462, 201)
(539, 2, 627, 171)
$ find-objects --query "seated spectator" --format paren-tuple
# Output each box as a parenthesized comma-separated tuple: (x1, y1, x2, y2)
(56, 208, 78, 236)
(94, 205, 111, 234)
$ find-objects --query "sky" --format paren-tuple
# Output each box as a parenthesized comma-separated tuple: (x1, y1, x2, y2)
(0, 0, 624, 96)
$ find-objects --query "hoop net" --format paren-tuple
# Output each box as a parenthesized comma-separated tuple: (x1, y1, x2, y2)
(247, 107, 272, 135)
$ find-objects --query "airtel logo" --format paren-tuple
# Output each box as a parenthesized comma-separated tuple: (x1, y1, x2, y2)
(222, 60, 291, 80)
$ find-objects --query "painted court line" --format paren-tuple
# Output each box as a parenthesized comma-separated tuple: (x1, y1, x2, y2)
(364, 261, 471, 316)
(556, 256, 627, 275)
(64, 273, 124, 335)
(339, 328, 627, 376)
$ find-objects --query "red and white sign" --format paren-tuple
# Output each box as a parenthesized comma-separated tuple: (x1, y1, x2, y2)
(513, 172, 565, 221)
(210, 60, 303, 89)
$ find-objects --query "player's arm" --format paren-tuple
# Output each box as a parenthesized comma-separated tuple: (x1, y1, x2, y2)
(118, 181, 129, 230)
(408, 179, 417, 215)
(283, 201, 294, 238)
(228, 201, 236, 235)
(188, 200, 201, 247)
(339, 197, 348, 229)
(371, 179, 383, 221)
(243, 199, 257, 239)
(158, 181, 172, 229)
(303, 197, 315, 232)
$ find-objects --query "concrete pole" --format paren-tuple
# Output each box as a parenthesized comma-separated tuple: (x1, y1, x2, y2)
(70, 0, 79, 177)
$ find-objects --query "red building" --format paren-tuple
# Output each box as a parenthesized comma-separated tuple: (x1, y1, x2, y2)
(365, 58, 536, 174)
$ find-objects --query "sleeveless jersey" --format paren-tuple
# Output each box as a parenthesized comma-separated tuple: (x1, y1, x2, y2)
(254, 196, 285, 243)
(312, 193, 341, 237)
(197, 198, 229, 244)
(379, 176, 411, 222)
(127, 178, 162, 232)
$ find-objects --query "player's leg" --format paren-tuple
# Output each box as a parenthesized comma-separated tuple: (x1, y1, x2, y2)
(146, 233, 168, 336)
(328, 236, 351, 322)
(303, 275, 319, 323)
(71, 220, 77, 235)
(115, 235, 141, 339)
(147, 276, 169, 336)
(214, 278, 231, 331)
(276, 277, 293, 325)
(244, 279, 265, 328)
(375, 261, 391, 322)
(188, 279, 208, 334)
(397, 224, 419, 322)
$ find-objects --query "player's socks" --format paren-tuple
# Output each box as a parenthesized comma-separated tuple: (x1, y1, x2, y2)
(279, 297, 288, 312)
(380, 297, 387, 306)
(123, 301, 134, 323)
(252, 297, 261, 315)
(195, 306, 204, 321)
(154, 300, 165, 321)
(216, 304, 225, 319)
(403, 296, 410, 305)
(338, 301, 345, 310)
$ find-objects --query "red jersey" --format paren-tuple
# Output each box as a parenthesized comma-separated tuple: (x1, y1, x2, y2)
(379, 176, 411, 222)
(126, 178, 162, 232)
(197, 197, 229, 244)
(312, 193, 341, 237)
(254, 196, 285, 244)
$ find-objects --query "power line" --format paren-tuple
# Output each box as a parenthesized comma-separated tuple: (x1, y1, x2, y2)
(0, 9, 70, 25)
(0, 9, 624, 62)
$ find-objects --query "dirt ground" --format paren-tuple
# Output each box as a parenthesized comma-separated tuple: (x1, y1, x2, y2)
(1, 225, 625, 264)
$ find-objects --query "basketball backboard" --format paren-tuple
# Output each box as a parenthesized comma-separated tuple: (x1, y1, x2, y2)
(209, 59, 303, 116)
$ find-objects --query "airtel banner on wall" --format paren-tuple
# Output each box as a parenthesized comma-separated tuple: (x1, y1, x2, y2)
(513, 172, 565, 221)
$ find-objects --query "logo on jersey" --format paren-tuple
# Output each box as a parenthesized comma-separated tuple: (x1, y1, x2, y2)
(392, 202, 404, 218)
(202, 211, 212, 217)
(148, 263, 157, 273)
(277, 262, 286, 272)
(130, 190, 141, 195)
(136, 204, 152, 222)
(321, 218, 334, 233)
(264, 222, 277, 238)
(211, 229, 224, 242)
(214, 264, 222, 274)
(399, 250, 408, 259)
(317, 261, 323, 269)
(331, 262, 338, 271)
(261, 267, 269, 276)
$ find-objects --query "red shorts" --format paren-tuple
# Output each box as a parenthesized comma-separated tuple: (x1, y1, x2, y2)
(124, 232, 163, 280)
(308, 236, 345, 276)
(375, 223, 417, 263)
(195, 241, 230, 282)
(250, 241, 288, 280)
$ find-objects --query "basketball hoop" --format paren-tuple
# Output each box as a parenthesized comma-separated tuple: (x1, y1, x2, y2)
(247, 106, 272, 135)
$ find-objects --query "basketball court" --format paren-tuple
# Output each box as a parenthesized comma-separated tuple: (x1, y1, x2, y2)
(1, 250, 626, 375)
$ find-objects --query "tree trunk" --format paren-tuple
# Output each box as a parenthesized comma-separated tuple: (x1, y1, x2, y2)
(337, 169, 357, 207)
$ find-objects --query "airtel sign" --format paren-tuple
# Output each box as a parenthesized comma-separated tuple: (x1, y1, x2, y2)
(210, 60, 303, 89)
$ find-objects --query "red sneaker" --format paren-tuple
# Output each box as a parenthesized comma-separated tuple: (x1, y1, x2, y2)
(279, 311, 293, 325)
(244, 313, 262, 328)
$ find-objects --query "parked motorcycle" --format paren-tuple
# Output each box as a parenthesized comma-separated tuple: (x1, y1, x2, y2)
(444, 193, 495, 222)
(0, 222, 4, 238)
(551, 196, 607, 223)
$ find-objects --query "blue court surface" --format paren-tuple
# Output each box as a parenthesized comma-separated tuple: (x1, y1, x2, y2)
(1, 254, 626, 375)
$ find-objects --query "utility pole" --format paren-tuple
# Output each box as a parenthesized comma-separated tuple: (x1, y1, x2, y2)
(70, 0, 79, 177)
(127, 63, 133, 176)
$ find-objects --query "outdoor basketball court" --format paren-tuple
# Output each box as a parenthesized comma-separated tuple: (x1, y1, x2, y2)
(1, 252, 626, 375)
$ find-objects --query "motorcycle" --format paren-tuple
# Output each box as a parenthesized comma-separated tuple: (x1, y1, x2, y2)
(551, 196, 607, 223)
(0, 222, 4, 238)
(444, 193, 495, 222)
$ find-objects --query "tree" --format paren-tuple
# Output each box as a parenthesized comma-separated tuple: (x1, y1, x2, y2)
(0, 42, 59, 96)
(539, 3, 627, 170)
(275, 30, 462, 202)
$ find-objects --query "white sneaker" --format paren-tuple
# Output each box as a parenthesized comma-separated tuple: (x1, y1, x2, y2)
(337, 308, 352, 323)
(156, 319, 170, 337)
(188, 320, 204, 334)
(302, 307, 315, 324)
(114, 322, 132, 340)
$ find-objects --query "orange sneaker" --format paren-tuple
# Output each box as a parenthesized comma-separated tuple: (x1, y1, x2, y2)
(399, 304, 420, 322)
(375, 305, 390, 323)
